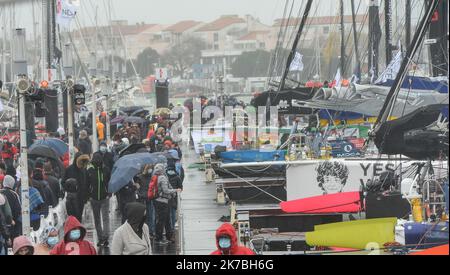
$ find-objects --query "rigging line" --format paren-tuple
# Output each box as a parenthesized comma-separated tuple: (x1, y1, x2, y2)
(221, 167, 284, 203)
(271, 0, 295, 81)
(267, 0, 289, 82)
(278, 0, 313, 95)
(109, 2, 144, 91)
(275, 0, 303, 79)
(400, 44, 426, 117)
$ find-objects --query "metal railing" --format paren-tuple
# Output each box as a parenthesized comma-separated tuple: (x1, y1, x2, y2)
(176, 190, 185, 255)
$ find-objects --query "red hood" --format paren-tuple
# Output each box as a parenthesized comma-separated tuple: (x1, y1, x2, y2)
(215, 223, 238, 254)
(63, 216, 87, 242)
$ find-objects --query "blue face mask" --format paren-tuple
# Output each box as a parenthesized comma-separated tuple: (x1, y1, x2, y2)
(47, 236, 59, 247)
(69, 229, 81, 241)
(219, 237, 231, 249)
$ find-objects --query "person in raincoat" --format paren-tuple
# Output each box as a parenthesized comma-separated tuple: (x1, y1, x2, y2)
(210, 223, 255, 255)
(111, 202, 152, 255)
(50, 216, 96, 255)
(96, 117, 105, 142)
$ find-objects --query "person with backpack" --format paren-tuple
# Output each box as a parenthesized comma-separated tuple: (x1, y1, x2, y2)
(87, 152, 111, 247)
(0, 193, 12, 255)
(151, 163, 180, 244)
(0, 175, 21, 239)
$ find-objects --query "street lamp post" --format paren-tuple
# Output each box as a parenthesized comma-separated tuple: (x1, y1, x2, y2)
(13, 28, 31, 237)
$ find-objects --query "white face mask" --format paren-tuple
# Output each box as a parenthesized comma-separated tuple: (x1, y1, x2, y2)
(100, 146, 107, 153)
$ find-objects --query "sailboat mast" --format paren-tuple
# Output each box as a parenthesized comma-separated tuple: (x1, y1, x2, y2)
(384, 0, 393, 65)
(405, 0, 411, 48)
(350, 0, 360, 82)
(373, 0, 440, 130)
(368, 0, 381, 83)
(427, 0, 448, 77)
(340, 0, 345, 77)
(278, 0, 314, 92)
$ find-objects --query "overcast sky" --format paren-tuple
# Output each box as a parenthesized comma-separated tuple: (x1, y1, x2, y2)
(2, 0, 423, 34)
(5, 0, 365, 30)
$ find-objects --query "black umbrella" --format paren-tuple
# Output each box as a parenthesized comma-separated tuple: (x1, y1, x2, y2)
(124, 116, 146, 124)
(119, 144, 147, 158)
(121, 106, 145, 116)
(28, 145, 60, 160)
(130, 109, 149, 117)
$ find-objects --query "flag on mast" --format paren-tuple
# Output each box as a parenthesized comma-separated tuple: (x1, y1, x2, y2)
(289, 52, 304, 72)
(56, 0, 80, 29)
(334, 68, 342, 88)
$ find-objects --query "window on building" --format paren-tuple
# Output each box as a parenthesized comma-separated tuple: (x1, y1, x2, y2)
(214, 44, 219, 50)
(323, 26, 329, 34)
(214, 33, 219, 42)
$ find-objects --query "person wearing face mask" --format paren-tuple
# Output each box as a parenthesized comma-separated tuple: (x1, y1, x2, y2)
(50, 215, 97, 255)
(12, 236, 34, 255)
(111, 202, 152, 255)
(87, 152, 111, 247)
(97, 141, 114, 172)
(34, 225, 59, 255)
(210, 223, 255, 255)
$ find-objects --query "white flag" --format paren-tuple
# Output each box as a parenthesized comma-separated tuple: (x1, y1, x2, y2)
(289, 52, 304, 71)
(334, 68, 341, 88)
(56, 0, 79, 28)
(375, 50, 402, 84)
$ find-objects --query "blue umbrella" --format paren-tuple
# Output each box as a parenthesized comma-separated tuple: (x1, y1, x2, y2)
(108, 152, 167, 193)
(30, 138, 68, 157)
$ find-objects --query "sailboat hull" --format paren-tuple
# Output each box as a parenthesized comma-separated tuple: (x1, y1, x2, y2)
(305, 218, 397, 249)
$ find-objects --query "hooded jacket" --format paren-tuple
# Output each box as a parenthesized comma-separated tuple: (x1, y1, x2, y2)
(98, 142, 115, 172)
(87, 153, 111, 201)
(111, 202, 151, 255)
(63, 154, 90, 204)
(50, 216, 96, 255)
(210, 223, 255, 255)
(77, 136, 92, 156)
(154, 163, 176, 204)
(12, 236, 34, 255)
(0, 176, 21, 223)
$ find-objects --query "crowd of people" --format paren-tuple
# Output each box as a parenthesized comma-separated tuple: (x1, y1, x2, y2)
(0, 107, 257, 255)
(0, 109, 187, 255)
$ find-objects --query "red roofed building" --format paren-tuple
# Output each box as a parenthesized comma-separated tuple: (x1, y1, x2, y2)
(234, 30, 274, 51)
(164, 20, 205, 45)
(195, 15, 248, 51)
